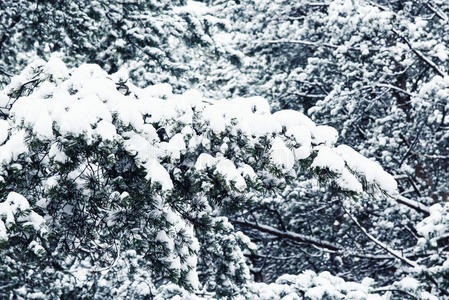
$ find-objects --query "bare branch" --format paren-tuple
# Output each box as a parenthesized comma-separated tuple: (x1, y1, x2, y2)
(260, 39, 340, 50)
(0, 66, 12, 77)
(342, 205, 419, 268)
(375, 83, 417, 97)
(293, 92, 328, 98)
(92, 241, 121, 273)
(260, 39, 385, 53)
(394, 195, 430, 216)
(304, 2, 331, 7)
(392, 28, 447, 78)
(232, 220, 341, 251)
(423, 1, 449, 22)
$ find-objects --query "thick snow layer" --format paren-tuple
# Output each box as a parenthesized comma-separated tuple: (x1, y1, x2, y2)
(0, 220, 7, 242)
(0, 192, 46, 242)
(336, 169, 363, 193)
(0, 130, 28, 165)
(270, 137, 295, 171)
(272, 110, 316, 131)
(0, 59, 400, 207)
(156, 230, 174, 251)
(173, 0, 211, 15)
(160, 133, 186, 161)
(311, 125, 338, 146)
(311, 146, 362, 193)
(195, 154, 248, 191)
(215, 157, 247, 191)
(336, 145, 397, 193)
(238, 164, 257, 181)
(145, 160, 174, 191)
(11, 97, 54, 138)
(43, 54, 69, 80)
(195, 153, 216, 170)
(202, 96, 281, 136)
(94, 120, 118, 141)
(416, 203, 449, 249)
(286, 125, 311, 144)
(243, 113, 282, 136)
(0, 57, 417, 298)
(0, 192, 29, 225)
(186, 270, 199, 290)
(249, 270, 385, 300)
(397, 277, 420, 291)
(286, 125, 312, 160)
(311, 146, 346, 173)
(143, 83, 173, 98)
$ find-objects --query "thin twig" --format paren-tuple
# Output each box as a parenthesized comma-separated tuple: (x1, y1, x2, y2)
(392, 28, 447, 77)
(342, 205, 419, 268)
(232, 219, 341, 251)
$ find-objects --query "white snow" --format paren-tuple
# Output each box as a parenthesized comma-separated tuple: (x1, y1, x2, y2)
(11, 97, 53, 138)
(311, 146, 346, 173)
(0, 192, 46, 242)
(0, 130, 28, 164)
(186, 270, 199, 290)
(160, 133, 186, 161)
(196, 153, 248, 191)
(202, 96, 280, 137)
(0, 120, 9, 144)
(21, 211, 46, 231)
(397, 276, 420, 291)
(336, 169, 363, 193)
(94, 119, 118, 141)
(249, 270, 385, 300)
(270, 137, 295, 171)
(238, 164, 257, 181)
(0, 220, 7, 242)
(28, 240, 45, 256)
(43, 54, 69, 80)
(156, 230, 174, 251)
(145, 160, 173, 191)
(143, 83, 173, 98)
(173, 0, 211, 16)
(311, 146, 363, 193)
(416, 202, 449, 249)
(49, 143, 69, 163)
(336, 145, 397, 193)
(311, 125, 338, 146)
(272, 109, 316, 131)
(286, 125, 312, 159)
(195, 153, 217, 171)
(215, 157, 247, 191)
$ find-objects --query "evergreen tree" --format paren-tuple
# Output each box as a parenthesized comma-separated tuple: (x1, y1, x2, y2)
(0, 0, 225, 92)
(0, 57, 417, 298)
(1, 0, 448, 299)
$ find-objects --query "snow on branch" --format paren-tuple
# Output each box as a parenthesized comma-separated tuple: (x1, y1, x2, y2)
(342, 205, 419, 268)
(392, 28, 447, 78)
(232, 220, 342, 251)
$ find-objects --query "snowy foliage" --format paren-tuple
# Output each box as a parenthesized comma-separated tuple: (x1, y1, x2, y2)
(0, 57, 405, 298)
(1, 0, 449, 299)
(0, 0, 228, 93)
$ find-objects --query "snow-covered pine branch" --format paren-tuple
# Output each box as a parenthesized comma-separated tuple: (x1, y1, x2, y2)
(0, 57, 403, 298)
